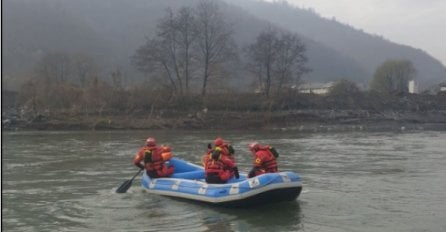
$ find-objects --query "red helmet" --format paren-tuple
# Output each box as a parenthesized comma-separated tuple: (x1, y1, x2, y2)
(249, 142, 260, 152)
(214, 137, 224, 146)
(146, 137, 156, 147)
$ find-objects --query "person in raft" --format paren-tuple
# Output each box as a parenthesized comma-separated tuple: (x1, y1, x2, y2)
(203, 137, 237, 178)
(203, 147, 239, 184)
(212, 137, 236, 162)
(247, 142, 279, 178)
(133, 137, 174, 178)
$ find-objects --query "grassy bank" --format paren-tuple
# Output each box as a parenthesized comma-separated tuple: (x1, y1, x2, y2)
(3, 90, 446, 131)
(3, 109, 446, 132)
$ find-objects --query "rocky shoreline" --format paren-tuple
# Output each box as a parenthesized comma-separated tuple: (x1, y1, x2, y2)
(3, 109, 446, 132)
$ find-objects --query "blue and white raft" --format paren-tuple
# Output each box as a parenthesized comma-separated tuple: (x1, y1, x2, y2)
(141, 158, 302, 207)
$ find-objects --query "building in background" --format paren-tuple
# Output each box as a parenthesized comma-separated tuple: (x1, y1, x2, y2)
(298, 82, 334, 95)
(440, 82, 446, 92)
(408, 80, 418, 94)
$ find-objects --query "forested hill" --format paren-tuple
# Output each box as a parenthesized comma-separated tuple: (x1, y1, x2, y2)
(3, 0, 445, 89)
(227, 0, 446, 88)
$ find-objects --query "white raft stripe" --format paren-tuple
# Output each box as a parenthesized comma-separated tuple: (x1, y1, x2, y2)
(198, 183, 208, 195)
(149, 179, 157, 188)
(248, 177, 260, 188)
(229, 183, 240, 195)
(172, 180, 181, 190)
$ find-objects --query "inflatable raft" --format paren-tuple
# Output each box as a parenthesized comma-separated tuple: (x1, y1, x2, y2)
(141, 158, 302, 207)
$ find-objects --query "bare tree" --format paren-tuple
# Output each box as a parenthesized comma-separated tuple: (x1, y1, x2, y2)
(32, 53, 74, 109)
(132, 7, 196, 96)
(84, 76, 112, 114)
(194, 0, 237, 96)
(19, 79, 39, 114)
(274, 32, 308, 93)
(176, 7, 196, 94)
(245, 27, 309, 97)
(158, 8, 183, 94)
(72, 54, 98, 88)
(34, 52, 98, 88)
(245, 27, 277, 97)
(34, 53, 72, 84)
(110, 68, 123, 90)
(132, 38, 179, 93)
(132, 1, 237, 97)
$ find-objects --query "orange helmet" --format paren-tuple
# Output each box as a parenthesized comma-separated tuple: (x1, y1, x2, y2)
(214, 137, 224, 146)
(146, 137, 156, 147)
(249, 142, 260, 152)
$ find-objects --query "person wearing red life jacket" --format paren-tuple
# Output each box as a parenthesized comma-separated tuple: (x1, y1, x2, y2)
(248, 142, 279, 178)
(213, 137, 236, 163)
(203, 137, 237, 178)
(133, 137, 174, 178)
(203, 147, 239, 184)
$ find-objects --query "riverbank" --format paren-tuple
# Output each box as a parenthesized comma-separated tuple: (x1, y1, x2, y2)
(3, 109, 446, 132)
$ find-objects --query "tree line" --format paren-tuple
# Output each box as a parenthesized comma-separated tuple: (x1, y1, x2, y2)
(3, 0, 444, 117)
(130, 0, 309, 98)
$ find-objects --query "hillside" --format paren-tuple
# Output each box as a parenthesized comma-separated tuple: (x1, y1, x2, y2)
(3, 0, 445, 90)
(228, 0, 446, 88)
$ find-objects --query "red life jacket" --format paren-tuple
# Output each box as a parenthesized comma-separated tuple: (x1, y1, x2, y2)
(255, 148, 278, 173)
(204, 154, 233, 182)
(205, 155, 225, 175)
(216, 144, 230, 155)
(214, 145, 235, 163)
(143, 147, 164, 172)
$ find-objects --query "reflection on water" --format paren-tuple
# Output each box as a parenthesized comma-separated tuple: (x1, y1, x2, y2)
(220, 201, 303, 231)
(2, 130, 446, 232)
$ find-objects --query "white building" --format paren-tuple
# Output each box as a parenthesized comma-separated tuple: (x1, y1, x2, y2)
(408, 80, 418, 94)
(298, 82, 334, 95)
(440, 82, 446, 92)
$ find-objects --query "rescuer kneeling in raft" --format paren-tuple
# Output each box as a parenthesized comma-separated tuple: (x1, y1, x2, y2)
(133, 137, 175, 178)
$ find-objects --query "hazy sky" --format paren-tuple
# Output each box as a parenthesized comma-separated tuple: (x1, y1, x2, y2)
(266, 0, 446, 66)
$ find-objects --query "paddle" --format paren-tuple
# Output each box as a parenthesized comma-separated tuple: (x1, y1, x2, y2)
(116, 168, 143, 193)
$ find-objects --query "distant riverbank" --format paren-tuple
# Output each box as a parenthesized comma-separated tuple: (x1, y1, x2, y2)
(3, 109, 446, 132)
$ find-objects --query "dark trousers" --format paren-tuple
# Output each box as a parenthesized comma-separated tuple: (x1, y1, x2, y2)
(205, 173, 226, 184)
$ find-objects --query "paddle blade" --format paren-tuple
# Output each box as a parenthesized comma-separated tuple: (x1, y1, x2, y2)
(116, 168, 143, 193)
(116, 179, 133, 193)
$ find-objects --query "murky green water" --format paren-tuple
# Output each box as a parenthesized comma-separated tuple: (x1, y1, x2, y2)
(2, 130, 446, 231)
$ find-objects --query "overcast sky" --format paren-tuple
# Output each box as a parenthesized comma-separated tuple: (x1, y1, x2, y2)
(266, 0, 446, 66)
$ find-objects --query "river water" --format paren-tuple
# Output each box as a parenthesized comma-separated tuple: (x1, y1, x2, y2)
(2, 129, 446, 232)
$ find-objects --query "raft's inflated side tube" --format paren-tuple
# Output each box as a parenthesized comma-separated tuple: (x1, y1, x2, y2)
(171, 170, 205, 179)
(168, 157, 203, 172)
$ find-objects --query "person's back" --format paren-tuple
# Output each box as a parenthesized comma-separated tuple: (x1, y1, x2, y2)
(213, 137, 236, 164)
(204, 148, 239, 183)
(248, 142, 278, 178)
(133, 137, 175, 178)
